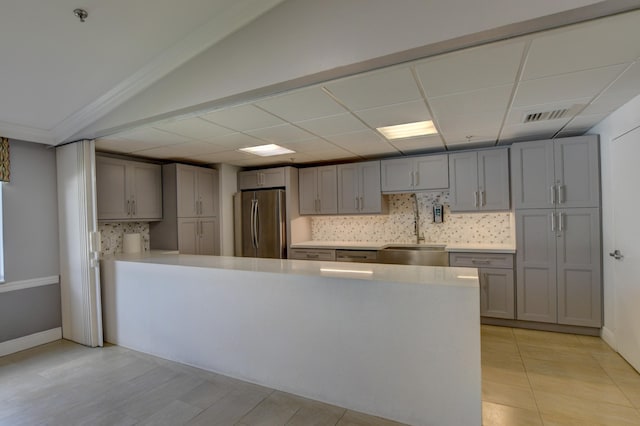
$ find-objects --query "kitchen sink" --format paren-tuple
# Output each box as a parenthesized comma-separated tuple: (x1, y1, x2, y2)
(378, 245, 449, 266)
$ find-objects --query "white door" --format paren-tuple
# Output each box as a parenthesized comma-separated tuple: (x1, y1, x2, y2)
(611, 126, 640, 371)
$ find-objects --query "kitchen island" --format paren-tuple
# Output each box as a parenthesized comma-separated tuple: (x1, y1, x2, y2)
(101, 252, 481, 426)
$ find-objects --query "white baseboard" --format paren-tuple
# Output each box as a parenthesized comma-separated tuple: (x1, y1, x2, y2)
(601, 326, 617, 351)
(0, 275, 59, 293)
(0, 328, 62, 357)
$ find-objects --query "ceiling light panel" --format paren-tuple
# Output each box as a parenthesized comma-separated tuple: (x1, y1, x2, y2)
(324, 67, 421, 110)
(254, 87, 346, 122)
(239, 144, 295, 157)
(415, 40, 526, 97)
(512, 64, 627, 107)
(522, 10, 640, 81)
(354, 100, 431, 128)
(377, 121, 437, 140)
(200, 104, 283, 131)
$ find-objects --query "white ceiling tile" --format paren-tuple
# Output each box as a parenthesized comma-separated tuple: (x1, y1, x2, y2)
(246, 124, 315, 143)
(415, 40, 526, 97)
(278, 138, 340, 153)
(513, 64, 627, 107)
(95, 138, 142, 154)
(132, 141, 228, 159)
(388, 135, 445, 154)
(563, 114, 608, 132)
(116, 127, 193, 144)
(326, 130, 399, 157)
(354, 100, 431, 128)
(200, 104, 284, 131)
(436, 109, 505, 143)
(206, 132, 266, 150)
(306, 148, 358, 162)
(522, 10, 640, 80)
(429, 85, 513, 118)
(196, 150, 255, 164)
(446, 140, 497, 149)
(254, 87, 345, 122)
(581, 62, 640, 115)
(295, 114, 368, 137)
(153, 117, 235, 141)
(499, 122, 560, 143)
(324, 66, 421, 110)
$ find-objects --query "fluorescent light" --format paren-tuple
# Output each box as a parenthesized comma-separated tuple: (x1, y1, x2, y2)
(377, 120, 438, 140)
(320, 268, 374, 275)
(239, 144, 295, 157)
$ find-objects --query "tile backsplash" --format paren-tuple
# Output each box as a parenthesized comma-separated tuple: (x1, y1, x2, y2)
(311, 192, 513, 244)
(99, 222, 150, 255)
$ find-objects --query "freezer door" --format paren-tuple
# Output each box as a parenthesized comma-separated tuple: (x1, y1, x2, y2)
(255, 190, 286, 259)
(241, 191, 257, 257)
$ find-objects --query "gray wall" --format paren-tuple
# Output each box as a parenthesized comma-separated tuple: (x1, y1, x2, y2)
(0, 140, 61, 343)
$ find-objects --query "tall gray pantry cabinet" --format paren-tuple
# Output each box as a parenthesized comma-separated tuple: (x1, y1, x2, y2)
(510, 135, 601, 328)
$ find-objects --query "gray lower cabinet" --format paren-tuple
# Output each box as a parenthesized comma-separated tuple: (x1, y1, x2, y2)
(516, 208, 601, 327)
(449, 252, 515, 319)
(289, 248, 336, 261)
(177, 217, 219, 255)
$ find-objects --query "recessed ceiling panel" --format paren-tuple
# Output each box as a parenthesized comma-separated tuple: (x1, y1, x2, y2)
(429, 85, 513, 118)
(201, 104, 284, 131)
(245, 124, 315, 144)
(562, 113, 608, 132)
(581, 62, 640, 115)
(499, 121, 561, 142)
(354, 100, 431, 128)
(324, 67, 421, 111)
(254, 87, 345, 122)
(153, 117, 235, 141)
(295, 114, 368, 137)
(196, 149, 255, 164)
(415, 40, 525, 97)
(522, 10, 640, 80)
(513, 64, 627, 107)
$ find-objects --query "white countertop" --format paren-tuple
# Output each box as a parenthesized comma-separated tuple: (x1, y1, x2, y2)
(291, 241, 515, 253)
(106, 251, 478, 288)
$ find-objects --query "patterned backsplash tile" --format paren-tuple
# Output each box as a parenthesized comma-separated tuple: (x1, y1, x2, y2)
(99, 222, 150, 255)
(311, 192, 513, 244)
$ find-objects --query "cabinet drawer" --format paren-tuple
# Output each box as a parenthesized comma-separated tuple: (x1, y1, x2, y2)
(449, 252, 514, 269)
(289, 248, 336, 261)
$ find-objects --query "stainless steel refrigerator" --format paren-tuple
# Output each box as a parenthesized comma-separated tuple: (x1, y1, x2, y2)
(237, 189, 286, 258)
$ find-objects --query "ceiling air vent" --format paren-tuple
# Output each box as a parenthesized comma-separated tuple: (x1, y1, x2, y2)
(523, 108, 570, 123)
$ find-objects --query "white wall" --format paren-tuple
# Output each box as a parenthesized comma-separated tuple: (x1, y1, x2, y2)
(590, 92, 640, 348)
(76, 0, 606, 139)
(215, 163, 240, 256)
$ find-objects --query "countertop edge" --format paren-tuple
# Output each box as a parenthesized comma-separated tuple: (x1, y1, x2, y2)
(290, 241, 515, 254)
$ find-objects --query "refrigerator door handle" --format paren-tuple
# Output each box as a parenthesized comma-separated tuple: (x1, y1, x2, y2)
(254, 200, 260, 249)
(250, 199, 257, 249)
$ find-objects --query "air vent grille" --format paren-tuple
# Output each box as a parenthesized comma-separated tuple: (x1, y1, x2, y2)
(524, 108, 570, 123)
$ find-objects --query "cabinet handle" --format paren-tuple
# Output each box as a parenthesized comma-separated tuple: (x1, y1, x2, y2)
(474, 191, 478, 207)
(411, 172, 415, 187)
(550, 186, 556, 204)
(318, 199, 321, 212)
(557, 185, 564, 204)
(132, 199, 136, 216)
(558, 212, 564, 232)
(359, 196, 363, 211)
(355, 197, 359, 210)
(471, 259, 491, 265)
(480, 190, 485, 207)
(127, 200, 131, 215)
(550, 211, 556, 232)
(414, 171, 419, 187)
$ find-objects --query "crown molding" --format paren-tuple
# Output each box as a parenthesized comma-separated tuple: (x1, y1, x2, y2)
(0, 120, 56, 145)
(53, 0, 285, 144)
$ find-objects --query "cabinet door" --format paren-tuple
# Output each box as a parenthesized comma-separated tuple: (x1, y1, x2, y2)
(299, 168, 318, 214)
(414, 154, 449, 190)
(478, 149, 510, 211)
(197, 168, 218, 217)
(380, 157, 413, 192)
(129, 162, 162, 220)
(510, 140, 555, 209)
(317, 165, 337, 214)
(448, 152, 479, 211)
(556, 208, 602, 327)
(198, 217, 219, 255)
(238, 170, 260, 190)
(359, 161, 382, 213)
(554, 136, 600, 208)
(177, 218, 199, 255)
(96, 157, 128, 220)
(177, 165, 198, 217)
(480, 268, 515, 319)
(337, 164, 359, 214)
(261, 168, 286, 188)
(516, 209, 557, 323)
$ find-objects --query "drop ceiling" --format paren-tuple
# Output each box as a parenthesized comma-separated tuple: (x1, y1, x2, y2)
(95, 9, 640, 167)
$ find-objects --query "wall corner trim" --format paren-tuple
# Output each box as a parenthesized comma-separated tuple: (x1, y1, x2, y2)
(601, 326, 617, 351)
(0, 327, 62, 357)
(0, 275, 60, 294)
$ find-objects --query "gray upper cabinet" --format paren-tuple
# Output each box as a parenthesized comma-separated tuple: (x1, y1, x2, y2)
(96, 156, 162, 221)
(449, 148, 510, 212)
(177, 164, 218, 217)
(238, 167, 286, 190)
(380, 154, 448, 193)
(511, 135, 600, 209)
(515, 208, 602, 327)
(337, 161, 384, 214)
(299, 165, 338, 215)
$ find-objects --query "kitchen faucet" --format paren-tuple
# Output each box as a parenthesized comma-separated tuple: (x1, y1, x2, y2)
(411, 193, 425, 244)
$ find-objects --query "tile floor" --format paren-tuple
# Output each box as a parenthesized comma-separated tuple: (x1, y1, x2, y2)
(0, 326, 639, 425)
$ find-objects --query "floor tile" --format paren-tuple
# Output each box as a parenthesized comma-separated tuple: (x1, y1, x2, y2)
(186, 388, 268, 425)
(239, 391, 306, 425)
(138, 400, 203, 426)
(481, 401, 542, 426)
(336, 410, 407, 425)
(482, 380, 538, 411)
(285, 398, 346, 426)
